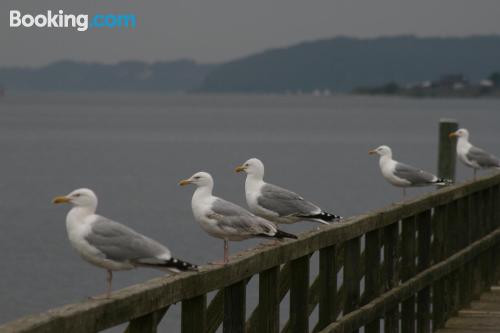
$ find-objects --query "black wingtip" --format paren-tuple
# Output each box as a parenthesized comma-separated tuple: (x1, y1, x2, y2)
(275, 229, 298, 239)
(299, 211, 343, 223)
(436, 178, 453, 185)
(162, 258, 199, 271)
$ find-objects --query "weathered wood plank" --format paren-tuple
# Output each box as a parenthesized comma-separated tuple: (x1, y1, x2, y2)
(433, 204, 447, 329)
(3, 173, 500, 333)
(470, 192, 483, 300)
(444, 315, 500, 329)
(223, 280, 246, 333)
(258, 266, 280, 333)
(416, 210, 432, 333)
(364, 228, 382, 333)
(124, 307, 168, 333)
(446, 200, 461, 319)
(126, 310, 162, 333)
(344, 236, 361, 333)
(384, 221, 400, 333)
(318, 245, 338, 331)
(317, 227, 500, 333)
(182, 294, 207, 333)
(401, 216, 416, 333)
(247, 257, 313, 333)
(206, 289, 224, 333)
(493, 185, 500, 282)
(289, 255, 309, 333)
(437, 118, 458, 184)
(458, 196, 472, 309)
(284, 272, 324, 333)
(207, 277, 252, 333)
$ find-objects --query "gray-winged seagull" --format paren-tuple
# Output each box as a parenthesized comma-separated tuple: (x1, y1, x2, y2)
(369, 145, 450, 197)
(449, 128, 500, 179)
(235, 158, 342, 225)
(179, 171, 297, 264)
(53, 188, 197, 298)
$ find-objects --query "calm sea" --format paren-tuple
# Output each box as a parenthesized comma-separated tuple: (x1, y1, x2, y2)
(0, 94, 498, 330)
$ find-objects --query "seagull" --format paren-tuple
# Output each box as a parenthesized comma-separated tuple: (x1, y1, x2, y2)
(53, 188, 197, 298)
(235, 158, 342, 225)
(449, 128, 500, 179)
(179, 172, 297, 264)
(369, 145, 450, 197)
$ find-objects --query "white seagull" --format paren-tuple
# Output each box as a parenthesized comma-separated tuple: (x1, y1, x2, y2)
(179, 171, 297, 264)
(235, 158, 342, 225)
(449, 128, 500, 179)
(53, 188, 197, 298)
(369, 145, 450, 197)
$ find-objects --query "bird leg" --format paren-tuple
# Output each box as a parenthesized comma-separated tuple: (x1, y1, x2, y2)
(106, 270, 113, 299)
(211, 240, 230, 265)
(474, 169, 477, 180)
(403, 188, 406, 198)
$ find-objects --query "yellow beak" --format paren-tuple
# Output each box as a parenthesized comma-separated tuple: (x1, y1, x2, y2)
(368, 150, 377, 155)
(53, 196, 70, 204)
(179, 179, 192, 186)
(449, 132, 458, 138)
(235, 165, 246, 173)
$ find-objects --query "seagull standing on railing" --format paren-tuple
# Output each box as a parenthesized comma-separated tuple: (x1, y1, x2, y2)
(179, 171, 297, 264)
(53, 188, 197, 299)
(449, 128, 500, 180)
(369, 145, 450, 197)
(235, 158, 342, 225)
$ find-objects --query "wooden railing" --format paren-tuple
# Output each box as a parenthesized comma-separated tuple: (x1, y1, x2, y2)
(2, 119, 500, 333)
(1, 171, 500, 333)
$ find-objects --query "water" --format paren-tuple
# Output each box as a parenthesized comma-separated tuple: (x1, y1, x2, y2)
(0, 93, 498, 329)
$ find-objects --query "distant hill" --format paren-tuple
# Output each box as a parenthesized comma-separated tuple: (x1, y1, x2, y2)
(0, 59, 214, 92)
(198, 35, 500, 93)
(2, 36, 500, 94)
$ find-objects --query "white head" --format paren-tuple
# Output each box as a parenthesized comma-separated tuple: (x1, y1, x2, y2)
(449, 128, 469, 140)
(53, 188, 98, 211)
(179, 171, 214, 189)
(235, 158, 265, 179)
(369, 145, 393, 158)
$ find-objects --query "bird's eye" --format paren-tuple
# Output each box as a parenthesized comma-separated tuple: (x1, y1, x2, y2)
(74, 194, 81, 197)
(194, 176, 200, 180)
(245, 164, 249, 167)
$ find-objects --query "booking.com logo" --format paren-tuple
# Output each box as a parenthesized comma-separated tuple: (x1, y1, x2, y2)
(9, 10, 137, 32)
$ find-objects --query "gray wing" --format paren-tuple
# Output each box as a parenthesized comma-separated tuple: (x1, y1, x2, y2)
(85, 216, 170, 263)
(467, 146, 500, 168)
(257, 183, 320, 217)
(210, 198, 276, 236)
(393, 162, 437, 185)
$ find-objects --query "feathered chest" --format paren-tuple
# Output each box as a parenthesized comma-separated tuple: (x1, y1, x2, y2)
(191, 194, 216, 222)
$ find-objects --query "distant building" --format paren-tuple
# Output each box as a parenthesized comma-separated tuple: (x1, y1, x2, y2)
(433, 74, 469, 89)
(480, 80, 494, 87)
(419, 81, 432, 88)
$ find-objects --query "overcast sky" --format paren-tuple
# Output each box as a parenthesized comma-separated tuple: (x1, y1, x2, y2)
(2, 0, 500, 67)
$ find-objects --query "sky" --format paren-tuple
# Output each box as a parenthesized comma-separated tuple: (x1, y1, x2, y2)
(1, 0, 500, 67)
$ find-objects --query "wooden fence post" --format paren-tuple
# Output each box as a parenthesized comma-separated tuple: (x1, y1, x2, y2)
(318, 245, 338, 331)
(384, 222, 400, 333)
(290, 255, 310, 333)
(258, 267, 280, 333)
(401, 216, 417, 333)
(364, 229, 381, 333)
(182, 295, 207, 333)
(437, 118, 458, 184)
(417, 210, 432, 333)
(344, 237, 361, 333)
(223, 281, 246, 333)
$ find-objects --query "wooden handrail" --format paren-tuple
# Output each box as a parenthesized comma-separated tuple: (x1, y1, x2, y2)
(1, 172, 499, 333)
(318, 226, 500, 333)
